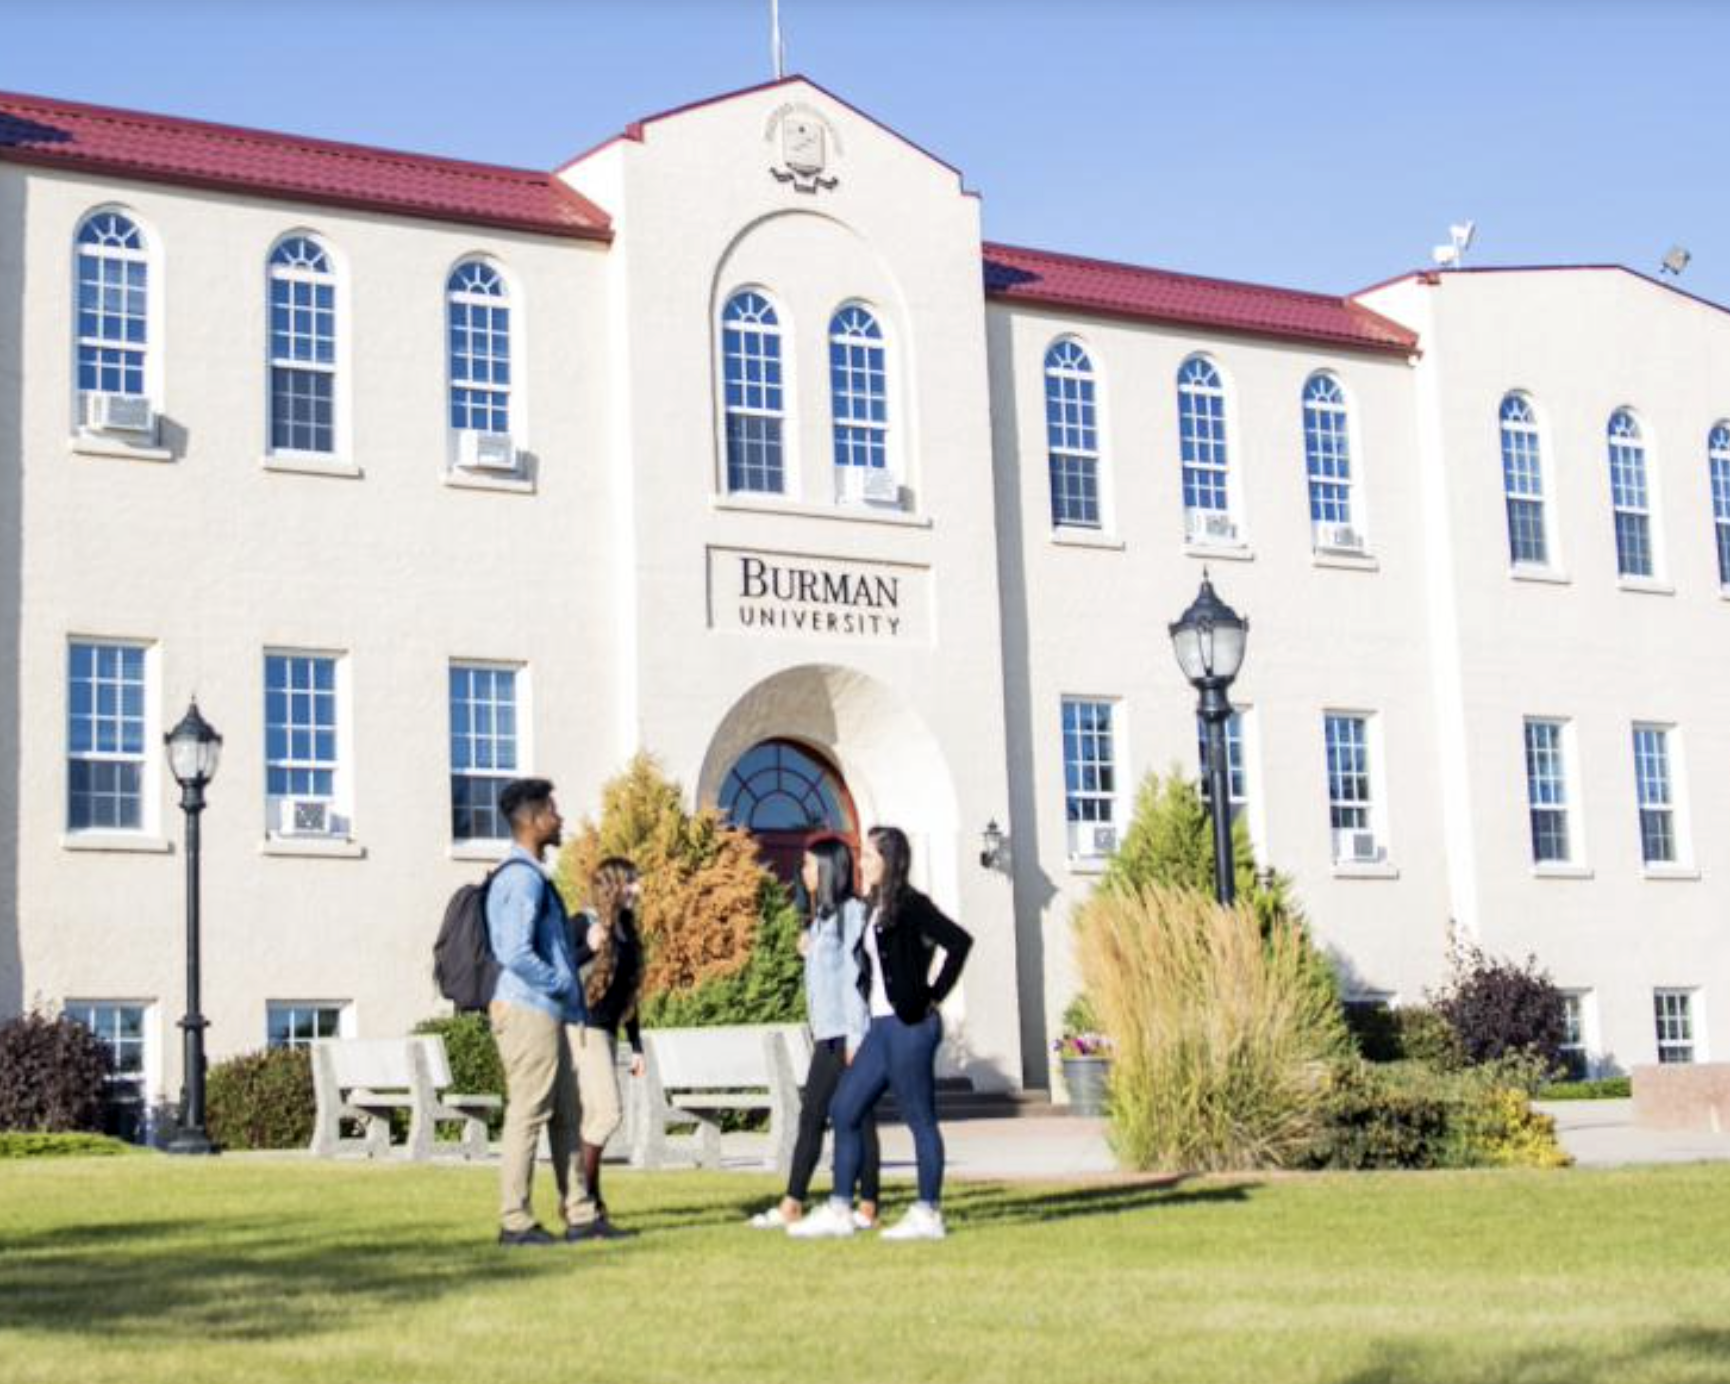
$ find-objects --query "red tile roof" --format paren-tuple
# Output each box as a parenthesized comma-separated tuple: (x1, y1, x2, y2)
(0, 90, 611, 242)
(983, 242, 1418, 356)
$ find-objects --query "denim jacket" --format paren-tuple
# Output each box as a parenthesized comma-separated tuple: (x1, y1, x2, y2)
(805, 896, 871, 1053)
(486, 845, 581, 1022)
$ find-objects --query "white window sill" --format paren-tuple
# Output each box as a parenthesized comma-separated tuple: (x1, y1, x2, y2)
(260, 836, 367, 859)
(1617, 576, 1674, 596)
(710, 493, 932, 529)
(262, 453, 362, 480)
(69, 434, 174, 463)
(1311, 550, 1379, 572)
(1532, 863, 1593, 880)
(449, 840, 511, 863)
(1184, 541, 1254, 563)
(60, 832, 173, 854)
(1642, 864, 1701, 881)
(1051, 527, 1125, 551)
(444, 468, 535, 495)
(1511, 565, 1571, 586)
(1066, 856, 1110, 876)
(1330, 861, 1400, 879)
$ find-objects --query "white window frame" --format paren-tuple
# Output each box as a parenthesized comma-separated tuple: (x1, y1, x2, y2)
(1303, 372, 1363, 549)
(1499, 391, 1555, 572)
(1558, 989, 1597, 1080)
(1061, 695, 1121, 861)
(65, 636, 159, 838)
(263, 648, 354, 841)
(1608, 408, 1660, 582)
(71, 206, 163, 440)
(1178, 354, 1242, 546)
(1045, 336, 1105, 531)
(718, 286, 792, 498)
(1654, 988, 1701, 1064)
(1522, 716, 1575, 867)
(1709, 422, 1730, 590)
(265, 231, 346, 464)
(449, 660, 530, 846)
(1632, 722, 1691, 872)
(266, 1000, 355, 1049)
(1325, 710, 1389, 866)
(446, 257, 517, 448)
(828, 300, 899, 505)
(64, 998, 160, 1116)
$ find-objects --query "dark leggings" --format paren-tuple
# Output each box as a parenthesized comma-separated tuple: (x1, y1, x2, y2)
(832, 1012, 944, 1206)
(786, 1036, 881, 1203)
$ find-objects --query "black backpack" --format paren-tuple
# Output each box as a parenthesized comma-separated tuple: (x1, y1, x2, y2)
(434, 862, 528, 1012)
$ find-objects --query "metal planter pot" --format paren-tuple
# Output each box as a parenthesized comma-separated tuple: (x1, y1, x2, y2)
(1061, 1056, 1111, 1117)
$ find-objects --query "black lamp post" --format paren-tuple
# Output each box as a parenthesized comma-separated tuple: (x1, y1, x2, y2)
(1168, 573, 1249, 906)
(164, 700, 222, 1156)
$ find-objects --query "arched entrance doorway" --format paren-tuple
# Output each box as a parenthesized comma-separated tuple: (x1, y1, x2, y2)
(718, 738, 858, 888)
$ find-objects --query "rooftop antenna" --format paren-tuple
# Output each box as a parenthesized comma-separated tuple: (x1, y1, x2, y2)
(1660, 245, 1692, 277)
(1431, 219, 1476, 270)
(771, 0, 786, 79)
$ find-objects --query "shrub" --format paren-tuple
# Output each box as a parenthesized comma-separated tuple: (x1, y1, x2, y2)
(0, 1131, 139, 1159)
(0, 1009, 112, 1132)
(1305, 1059, 1569, 1169)
(1538, 1076, 1632, 1101)
(1433, 941, 1567, 1072)
(1396, 1005, 1466, 1069)
(557, 753, 804, 1026)
(205, 1047, 314, 1151)
(1074, 882, 1350, 1172)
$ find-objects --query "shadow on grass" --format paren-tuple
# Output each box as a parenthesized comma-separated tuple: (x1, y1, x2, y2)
(933, 1175, 1255, 1228)
(0, 1215, 610, 1343)
(1338, 1326, 1730, 1384)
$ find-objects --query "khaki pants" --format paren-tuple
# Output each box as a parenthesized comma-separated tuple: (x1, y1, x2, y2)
(569, 1024, 623, 1149)
(490, 1001, 581, 1233)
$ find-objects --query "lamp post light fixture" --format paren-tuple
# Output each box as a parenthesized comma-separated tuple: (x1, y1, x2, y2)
(979, 818, 1008, 871)
(1168, 573, 1249, 906)
(163, 699, 222, 1156)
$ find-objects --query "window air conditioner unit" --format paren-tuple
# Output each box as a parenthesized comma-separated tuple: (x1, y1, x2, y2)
(1332, 828, 1382, 863)
(1314, 521, 1366, 554)
(1186, 508, 1238, 543)
(457, 430, 518, 472)
(86, 392, 155, 437)
(278, 797, 336, 837)
(1090, 824, 1119, 856)
(837, 464, 899, 505)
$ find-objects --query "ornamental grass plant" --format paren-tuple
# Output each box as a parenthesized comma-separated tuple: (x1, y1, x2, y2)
(1075, 883, 1349, 1172)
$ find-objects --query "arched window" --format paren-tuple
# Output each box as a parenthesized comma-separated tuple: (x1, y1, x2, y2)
(1500, 393, 1548, 567)
(447, 260, 511, 436)
(1179, 356, 1234, 541)
(1710, 423, 1730, 587)
(719, 740, 854, 834)
(268, 235, 337, 454)
(1607, 409, 1652, 578)
(722, 290, 785, 494)
(75, 210, 148, 406)
(829, 304, 889, 499)
(1044, 338, 1099, 528)
(1303, 373, 1357, 547)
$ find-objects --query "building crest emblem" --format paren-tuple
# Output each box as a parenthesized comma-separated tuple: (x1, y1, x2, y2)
(765, 102, 840, 194)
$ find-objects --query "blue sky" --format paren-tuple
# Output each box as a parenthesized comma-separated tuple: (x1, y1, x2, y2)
(2, 0, 1724, 302)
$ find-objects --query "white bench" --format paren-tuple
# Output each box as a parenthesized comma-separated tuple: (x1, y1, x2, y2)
(309, 1035, 501, 1161)
(631, 1024, 810, 1171)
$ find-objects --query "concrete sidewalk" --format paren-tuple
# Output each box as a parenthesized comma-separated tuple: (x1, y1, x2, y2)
(1535, 1098, 1730, 1167)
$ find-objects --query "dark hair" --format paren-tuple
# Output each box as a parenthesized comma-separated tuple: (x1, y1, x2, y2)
(866, 826, 911, 928)
(498, 777, 555, 828)
(803, 837, 855, 922)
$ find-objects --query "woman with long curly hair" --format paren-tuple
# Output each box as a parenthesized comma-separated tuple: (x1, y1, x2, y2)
(790, 825, 972, 1242)
(565, 855, 645, 1240)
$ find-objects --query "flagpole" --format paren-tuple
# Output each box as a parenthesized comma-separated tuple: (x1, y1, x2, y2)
(771, 0, 785, 78)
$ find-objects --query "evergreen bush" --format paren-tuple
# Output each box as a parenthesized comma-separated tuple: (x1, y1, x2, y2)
(205, 1047, 315, 1151)
(0, 1131, 139, 1159)
(0, 1009, 112, 1133)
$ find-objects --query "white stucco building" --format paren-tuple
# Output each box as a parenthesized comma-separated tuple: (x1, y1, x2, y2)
(0, 76, 1723, 1123)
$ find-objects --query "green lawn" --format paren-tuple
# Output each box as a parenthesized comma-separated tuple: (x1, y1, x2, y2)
(2, 1157, 1728, 1384)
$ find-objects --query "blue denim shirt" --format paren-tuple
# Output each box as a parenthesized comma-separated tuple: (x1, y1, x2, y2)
(486, 845, 581, 1022)
(805, 897, 870, 1053)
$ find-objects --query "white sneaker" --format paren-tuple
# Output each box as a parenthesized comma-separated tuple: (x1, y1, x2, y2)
(747, 1205, 790, 1229)
(851, 1209, 877, 1231)
(785, 1201, 856, 1240)
(880, 1203, 946, 1242)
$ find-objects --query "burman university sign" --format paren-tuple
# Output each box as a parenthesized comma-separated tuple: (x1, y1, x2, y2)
(707, 547, 931, 643)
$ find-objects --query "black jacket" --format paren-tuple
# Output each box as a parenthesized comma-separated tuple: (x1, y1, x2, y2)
(854, 889, 973, 1026)
(571, 913, 645, 1055)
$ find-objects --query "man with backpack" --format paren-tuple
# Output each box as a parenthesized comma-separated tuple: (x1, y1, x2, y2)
(486, 777, 584, 1247)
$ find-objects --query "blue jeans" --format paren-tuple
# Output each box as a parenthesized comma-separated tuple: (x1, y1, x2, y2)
(831, 1012, 944, 1206)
